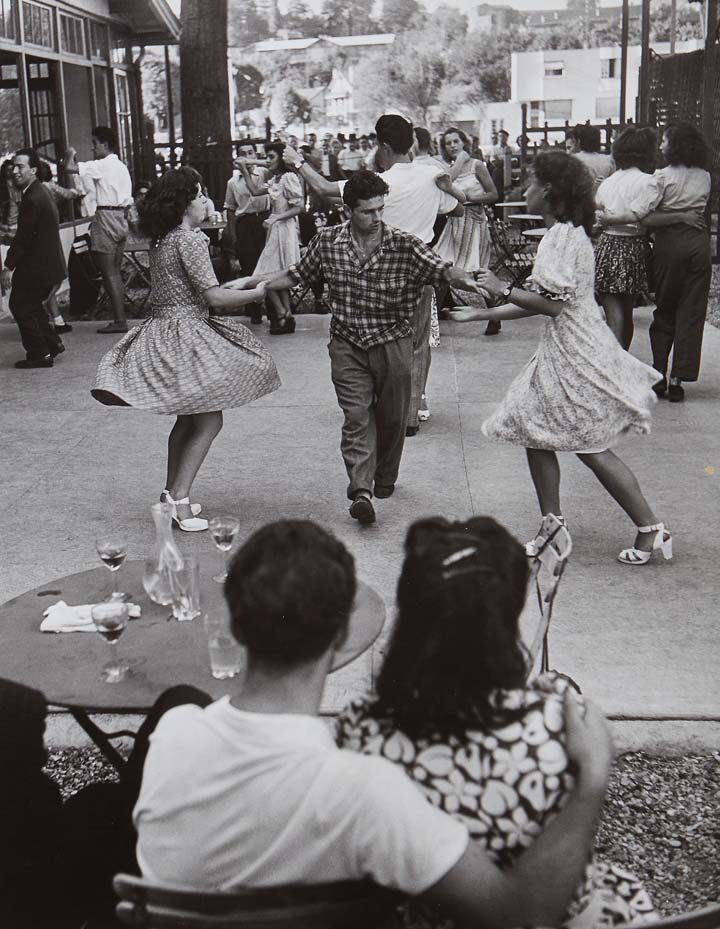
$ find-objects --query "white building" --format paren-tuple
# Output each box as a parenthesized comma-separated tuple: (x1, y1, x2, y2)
(477, 40, 703, 147)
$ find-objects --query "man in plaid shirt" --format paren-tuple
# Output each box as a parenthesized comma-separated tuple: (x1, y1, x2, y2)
(263, 171, 482, 525)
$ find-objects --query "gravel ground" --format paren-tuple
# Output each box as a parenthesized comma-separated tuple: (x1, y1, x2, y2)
(45, 748, 720, 917)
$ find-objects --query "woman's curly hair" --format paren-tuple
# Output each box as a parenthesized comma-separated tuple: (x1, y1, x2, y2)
(612, 126, 657, 173)
(532, 150, 596, 235)
(440, 126, 470, 161)
(663, 122, 710, 170)
(371, 516, 531, 740)
(139, 166, 202, 241)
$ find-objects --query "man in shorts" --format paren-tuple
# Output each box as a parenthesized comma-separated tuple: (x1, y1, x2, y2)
(65, 126, 132, 334)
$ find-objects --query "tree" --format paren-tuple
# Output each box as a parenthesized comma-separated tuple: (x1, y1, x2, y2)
(141, 49, 180, 130)
(282, 0, 326, 37)
(228, 0, 272, 47)
(180, 0, 232, 194)
(381, 0, 426, 33)
(322, 0, 378, 36)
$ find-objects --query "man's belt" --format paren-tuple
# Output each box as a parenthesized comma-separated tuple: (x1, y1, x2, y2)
(96, 205, 127, 211)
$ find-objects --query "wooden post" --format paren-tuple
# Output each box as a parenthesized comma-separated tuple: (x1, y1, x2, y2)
(619, 0, 629, 124)
(702, 0, 718, 148)
(164, 45, 177, 168)
(520, 103, 528, 184)
(669, 0, 677, 54)
(638, 0, 651, 124)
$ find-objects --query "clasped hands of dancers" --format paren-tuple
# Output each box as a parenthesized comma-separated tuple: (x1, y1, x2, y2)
(92, 156, 672, 567)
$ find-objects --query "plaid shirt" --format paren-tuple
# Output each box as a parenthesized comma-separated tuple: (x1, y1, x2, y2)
(288, 222, 452, 348)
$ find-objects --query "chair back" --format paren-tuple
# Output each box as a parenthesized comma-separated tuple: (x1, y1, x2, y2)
(524, 514, 573, 680)
(114, 873, 402, 929)
(619, 904, 720, 929)
(487, 211, 535, 287)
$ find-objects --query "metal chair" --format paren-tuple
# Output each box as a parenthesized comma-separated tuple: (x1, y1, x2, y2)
(114, 873, 403, 929)
(487, 209, 536, 289)
(523, 514, 573, 682)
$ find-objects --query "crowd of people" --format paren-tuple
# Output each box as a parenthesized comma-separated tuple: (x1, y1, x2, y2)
(1, 110, 715, 929)
(0, 114, 712, 550)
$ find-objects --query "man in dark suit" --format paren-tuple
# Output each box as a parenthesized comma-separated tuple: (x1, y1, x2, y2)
(0, 148, 66, 368)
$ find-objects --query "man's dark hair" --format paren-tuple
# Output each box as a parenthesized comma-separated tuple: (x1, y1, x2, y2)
(225, 520, 357, 668)
(15, 148, 40, 170)
(91, 125, 118, 151)
(575, 124, 602, 153)
(342, 169, 389, 209)
(375, 114, 413, 155)
(414, 127, 432, 152)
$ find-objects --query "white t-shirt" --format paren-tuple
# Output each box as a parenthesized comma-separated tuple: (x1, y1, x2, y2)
(134, 698, 468, 894)
(596, 166, 661, 236)
(339, 162, 456, 244)
(78, 152, 132, 208)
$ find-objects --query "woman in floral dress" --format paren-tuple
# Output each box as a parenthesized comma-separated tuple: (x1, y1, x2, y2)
(450, 151, 671, 566)
(336, 515, 657, 929)
(238, 141, 303, 335)
(92, 167, 280, 530)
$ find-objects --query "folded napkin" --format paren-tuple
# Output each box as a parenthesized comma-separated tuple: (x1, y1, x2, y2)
(41, 600, 141, 633)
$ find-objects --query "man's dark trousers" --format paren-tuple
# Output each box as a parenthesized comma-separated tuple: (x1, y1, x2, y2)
(9, 273, 63, 360)
(329, 334, 412, 499)
(235, 211, 267, 318)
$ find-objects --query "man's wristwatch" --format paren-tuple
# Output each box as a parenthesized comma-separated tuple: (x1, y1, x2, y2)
(502, 285, 513, 299)
(292, 155, 305, 170)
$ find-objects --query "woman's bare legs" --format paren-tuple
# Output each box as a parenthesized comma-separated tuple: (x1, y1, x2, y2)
(600, 294, 635, 350)
(166, 412, 223, 520)
(526, 448, 562, 516)
(576, 450, 660, 550)
(266, 289, 291, 325)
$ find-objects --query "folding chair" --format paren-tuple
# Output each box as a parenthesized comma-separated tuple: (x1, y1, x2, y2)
(121, 242, 152, 314)
(114, 873, 403, 929)
(523, 514, 573, 682)
(487, 210, 536, 289)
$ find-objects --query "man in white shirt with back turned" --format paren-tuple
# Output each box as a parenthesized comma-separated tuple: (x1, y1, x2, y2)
(65, 126, 132, 334)
(134, 518, 615, 928)
(283, 114, 466, 436)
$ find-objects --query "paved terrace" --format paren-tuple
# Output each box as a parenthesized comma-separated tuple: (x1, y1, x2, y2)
(1, 308, 718, 750)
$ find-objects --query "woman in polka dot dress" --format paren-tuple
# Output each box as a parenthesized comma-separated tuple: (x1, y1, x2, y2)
(92, 168, 280, 530)
(336, 516, 656, 929)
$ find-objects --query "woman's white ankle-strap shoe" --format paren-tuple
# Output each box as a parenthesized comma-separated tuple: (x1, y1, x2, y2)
(525, 514, 565, 557)
(162, 490, 201, 517)
(164, 492, 209, 532)
(617, 523, 672, 565)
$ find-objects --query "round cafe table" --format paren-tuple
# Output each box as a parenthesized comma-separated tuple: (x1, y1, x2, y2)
(0, 553, 385, 768)
(522, 227, 548, 240)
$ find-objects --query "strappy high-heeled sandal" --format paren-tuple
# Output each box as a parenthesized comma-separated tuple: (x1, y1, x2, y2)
(617, 523, 672, 565)
(162, 490, 201, 516)
(525, 514, 566, 557)
(164, 491, 209, 532)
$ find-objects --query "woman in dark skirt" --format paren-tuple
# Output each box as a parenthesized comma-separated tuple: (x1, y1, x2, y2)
(642, 123, 712, 402)
(594, 127, 658, 349)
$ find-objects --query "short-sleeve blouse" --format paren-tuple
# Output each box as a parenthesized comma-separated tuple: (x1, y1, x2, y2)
(653, 164, 711, 213)
(149, 226, 217, 314)
(596, 168, 662, 235)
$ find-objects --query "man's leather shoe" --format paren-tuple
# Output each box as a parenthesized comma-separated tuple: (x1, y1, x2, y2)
(405, 425, 419, 437)
(349, 494, 376, 524)
(374, 484, 395, 498)
(484, 320, 502, 336)
(54, 323, 73, 333)
(668, 382, 685, 402)
(51, 343, 65, 358)
(15, 356, 53, 368)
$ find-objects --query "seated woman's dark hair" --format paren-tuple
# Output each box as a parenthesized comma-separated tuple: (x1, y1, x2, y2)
(36, 160, 53, 182)
(342, 169, 389, 209)
(612, 126, 657, 173)
(91, 125, 118, 152)
(373, 516, 531, 739)
(532, 150, 595, 235)
(225, 520, 356, 667)
(663, 122, 710, 170)
(139, 166, 202, 241)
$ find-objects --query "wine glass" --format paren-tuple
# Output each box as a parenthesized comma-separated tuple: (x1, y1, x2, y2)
(91, 602, 130, 682)
(209, 516, 240, 583)
(96, 536, 128, 602)
(142, 559, 175, 621)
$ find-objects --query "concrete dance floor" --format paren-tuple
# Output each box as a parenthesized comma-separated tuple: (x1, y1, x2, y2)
(1, 307, 718, 749)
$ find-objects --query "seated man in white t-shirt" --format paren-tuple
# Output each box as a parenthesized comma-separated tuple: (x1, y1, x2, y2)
(134, 519, 615, 929)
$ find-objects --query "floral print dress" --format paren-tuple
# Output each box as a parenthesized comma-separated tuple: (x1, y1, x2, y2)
(482, 222, 660, 452)
(336, 673, 656, 929)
